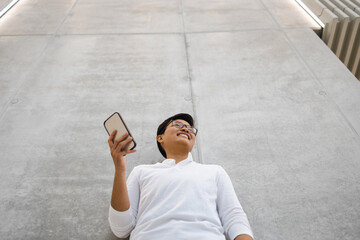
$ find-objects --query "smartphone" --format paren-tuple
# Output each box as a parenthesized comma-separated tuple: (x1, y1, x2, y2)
(104, 112, 136, 151)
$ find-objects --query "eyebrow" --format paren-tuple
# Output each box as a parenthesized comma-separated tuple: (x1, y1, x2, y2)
(174, 120, 191, 126)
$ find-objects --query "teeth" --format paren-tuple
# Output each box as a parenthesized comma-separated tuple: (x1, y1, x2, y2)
(179, 133, 189, 139)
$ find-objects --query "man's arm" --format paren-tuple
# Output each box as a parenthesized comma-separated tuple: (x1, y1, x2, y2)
(108, 130, 138, 238)
(235, 234, 254, 240)
(111, 170, 130, 211)
(108, 130, 136, 211)
(216, 166, 254, 239)
(108, 166, 141, 238)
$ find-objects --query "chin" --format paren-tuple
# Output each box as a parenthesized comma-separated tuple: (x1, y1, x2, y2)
(175, 140, 192, 148)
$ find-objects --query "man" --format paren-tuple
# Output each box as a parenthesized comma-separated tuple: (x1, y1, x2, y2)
(108, 113, 254, 240)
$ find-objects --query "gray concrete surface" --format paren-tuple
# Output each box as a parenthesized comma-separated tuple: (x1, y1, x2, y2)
(0, 0, 359, 239)
(0, 0, 13, 12)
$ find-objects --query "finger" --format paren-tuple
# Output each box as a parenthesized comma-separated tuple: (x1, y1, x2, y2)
(110, 129, 117, 137)
(116, 136, 133, 152)
(115, 136, 133, 152)
(114, 132, 129, 148)
(108, 129, 117, 142)
(108, 130, 117, 147)
(120, 149, 136, 158)
(125, 149, 137, 155)
(115, 135, 131, 151)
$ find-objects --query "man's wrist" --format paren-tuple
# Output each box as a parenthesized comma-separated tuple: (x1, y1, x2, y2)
(234, 234, 253, 240)
(114, 168, 126, 175)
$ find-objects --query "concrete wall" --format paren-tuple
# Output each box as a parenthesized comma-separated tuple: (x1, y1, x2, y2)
(0, 0, 13, 11)
(1, 0, 360, 239)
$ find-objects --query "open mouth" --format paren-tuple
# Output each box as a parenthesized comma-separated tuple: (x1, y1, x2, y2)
(177, 132, 190, 140)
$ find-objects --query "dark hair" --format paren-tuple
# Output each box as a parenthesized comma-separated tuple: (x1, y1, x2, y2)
(156, 113, 194, 158)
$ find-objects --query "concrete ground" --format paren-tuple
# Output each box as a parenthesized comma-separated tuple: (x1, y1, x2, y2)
(1, 0, 360, 239)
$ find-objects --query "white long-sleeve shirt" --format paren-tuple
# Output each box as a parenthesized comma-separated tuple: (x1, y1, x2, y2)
(108, 152, 253, 240)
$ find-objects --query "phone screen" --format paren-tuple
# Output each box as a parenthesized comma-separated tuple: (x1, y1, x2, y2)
(104, 112, 136, 150)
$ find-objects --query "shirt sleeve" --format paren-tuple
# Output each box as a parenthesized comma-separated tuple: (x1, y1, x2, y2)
(108, 166, 141, 238)
(216, 166, 254, 240)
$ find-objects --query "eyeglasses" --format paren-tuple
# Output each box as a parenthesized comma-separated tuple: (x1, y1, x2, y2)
(168, 120, 198, 136)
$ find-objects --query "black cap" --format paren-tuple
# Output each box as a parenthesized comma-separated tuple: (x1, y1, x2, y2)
(156, 113, 194, 158)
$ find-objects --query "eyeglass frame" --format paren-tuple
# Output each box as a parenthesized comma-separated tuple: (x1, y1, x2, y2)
(166, 120, 198, 136)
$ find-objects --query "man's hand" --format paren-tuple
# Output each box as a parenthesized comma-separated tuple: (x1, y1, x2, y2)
(108, 130, 136, 172)
(234, 234, 253, 240)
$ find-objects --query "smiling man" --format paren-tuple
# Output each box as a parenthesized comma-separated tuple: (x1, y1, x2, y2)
(108, 113, 254, 240)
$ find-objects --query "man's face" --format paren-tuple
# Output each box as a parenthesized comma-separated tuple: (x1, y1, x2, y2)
(157, 119, 196, 154)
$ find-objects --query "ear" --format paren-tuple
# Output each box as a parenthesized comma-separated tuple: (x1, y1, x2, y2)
(157, 135, 164, 144)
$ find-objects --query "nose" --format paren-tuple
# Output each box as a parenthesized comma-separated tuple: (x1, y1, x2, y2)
(180, 126, 189, 133)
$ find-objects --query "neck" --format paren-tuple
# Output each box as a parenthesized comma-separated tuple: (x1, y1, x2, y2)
(166, 151, 189, 164)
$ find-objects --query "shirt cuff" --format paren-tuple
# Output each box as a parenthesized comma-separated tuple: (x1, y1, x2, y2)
(228, 222, 254, 240)
(108, 205, 134, 229)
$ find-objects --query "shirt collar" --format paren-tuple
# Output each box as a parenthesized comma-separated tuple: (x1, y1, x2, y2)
(162, 152, 194, 167)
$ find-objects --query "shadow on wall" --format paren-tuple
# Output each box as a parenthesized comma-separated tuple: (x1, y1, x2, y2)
(104, 231, 128, 240)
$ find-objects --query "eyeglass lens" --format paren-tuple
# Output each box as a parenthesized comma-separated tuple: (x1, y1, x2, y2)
(173, 121, 197, 135)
